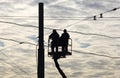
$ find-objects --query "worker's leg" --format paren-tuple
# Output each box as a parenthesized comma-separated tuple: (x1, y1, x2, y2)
(51, 46, 54, 53)
(56, 46, 58, 52)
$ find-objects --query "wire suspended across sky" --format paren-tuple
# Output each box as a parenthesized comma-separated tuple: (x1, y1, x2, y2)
(0, 20, 38, 28)
(73, 50, 120, 59)
(0, 43, 33, 77)
(44, 27, 120, 39)
(0, 7, 120, 40)
(0, 37, 37, 46)
(0, 20, 120, 39)
(63, 6, 120, 28)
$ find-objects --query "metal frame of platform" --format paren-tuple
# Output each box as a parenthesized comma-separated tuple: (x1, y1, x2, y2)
(48, 38, 72, 58)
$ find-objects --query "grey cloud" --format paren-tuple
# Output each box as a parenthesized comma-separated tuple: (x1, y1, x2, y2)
(44, 0, 56, 4)
(73, 0, 83, 5)
(30, 0, 55, 5)
(0, 66, 8, 75)
(27, 35, 38, 43)
(72, 72, 83, 77)
(46, 5, 78, 17)
(0, 41, 5, 47)
(80, 43, 91, 48)
(82, 0, 107, 10)
(86, 60, 110, 69)
(82, 0, 120, 11)
(87, 72, 114, 78)
(0, 2, 27, 14)
(109, 24, 120, 28)
(0, 2, 14, 12)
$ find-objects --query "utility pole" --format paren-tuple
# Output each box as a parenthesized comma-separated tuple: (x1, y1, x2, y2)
(38, 3, 44, 78)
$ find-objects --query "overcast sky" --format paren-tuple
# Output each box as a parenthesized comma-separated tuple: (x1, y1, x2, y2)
(0, 0, 120, 78)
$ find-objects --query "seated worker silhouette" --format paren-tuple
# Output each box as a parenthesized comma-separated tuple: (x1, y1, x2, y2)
(49, 29, 59, 53)
(60, 29, 70, 57)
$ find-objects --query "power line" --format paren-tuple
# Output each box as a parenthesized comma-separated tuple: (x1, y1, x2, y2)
(44, 45, 120, 60)
(0, 44, 20, 53)
(0, 7, 119, 28)
(0, 43, 30, 77)
(73, 50, 120, 59)
(64, 7, 120, 28)
(0, 20, 38, 77)
(44, 17, 120, 20)
(0, 15, 120, 19)
(0, 16, 38, 17)
(0, 41, 37, 77)
(0, 37, 37, 46)
(0, 20, 120, 39)
(0, 21, 38, 28)
(44, 27, 120, 39)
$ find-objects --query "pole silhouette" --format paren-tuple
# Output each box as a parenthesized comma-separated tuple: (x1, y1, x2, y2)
(38, 3, 44, 78)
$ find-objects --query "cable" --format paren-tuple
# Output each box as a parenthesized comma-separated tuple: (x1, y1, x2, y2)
(0, 21, 38, 77)
(0, 20, 38, 28)
(0, 20, 120, 39)
(0, 37, 37, 46)
(0, 19, 120, 39)
(44, 27, 120, 39)
(0, 44, 21, 58)
(1, 15, 120, 20)
(0, 42, 37, 77)
(44, 45, 120, 60)
(64, 7, 120, 28)
(44, 17, 120, 20)
(0, 16, 38, 17)
(73, 50, 120, 59)
(0, 7, 120, 29)
(0, 43, 30, 76)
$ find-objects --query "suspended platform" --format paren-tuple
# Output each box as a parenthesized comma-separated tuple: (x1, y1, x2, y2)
(48, 51, 72, 58)
(48, 38, 72, 59)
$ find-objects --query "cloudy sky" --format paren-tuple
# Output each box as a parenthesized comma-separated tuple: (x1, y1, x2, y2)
(0, 0, 120, 78)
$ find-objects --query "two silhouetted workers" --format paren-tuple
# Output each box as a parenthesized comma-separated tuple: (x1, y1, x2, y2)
(49, 29, 70, 56)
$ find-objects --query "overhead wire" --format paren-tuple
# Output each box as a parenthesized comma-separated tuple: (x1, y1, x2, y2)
(0, 20, 39, 69)
(0, 43, 20, 56)
(44, 17, 120, 20)
(0, 6, 120, 77)
(73, 50, 120, 59)
(0, 37, 38, 64)
(0, 19, 120, 39)
(0, 20, 38, 28)
(0, 16, 37, 17)
(0, 43, 30, 77)
(0, 12, 120, 76)
(0, 7, 119, 27)
(44, 45, 120, 60)
(0, 40, 38, 77)
(1, 15, 120, 20)
(0, 37, 37, 46)
(0, 17, 38, 77)
(63, 7, 120, 28)
(44, 27, 120, 39)
(0, 7, 120, 59)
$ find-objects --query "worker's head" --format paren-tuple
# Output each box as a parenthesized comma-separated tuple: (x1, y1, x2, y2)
(63, 29, 67, 33)
(53, 29, 56, 33)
